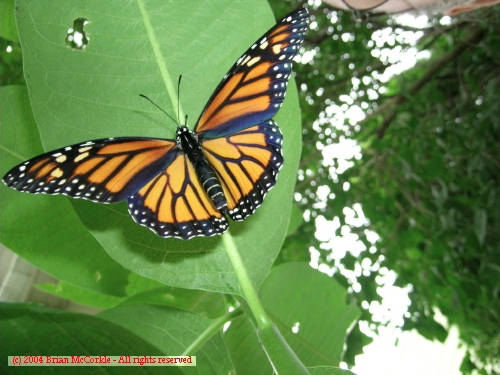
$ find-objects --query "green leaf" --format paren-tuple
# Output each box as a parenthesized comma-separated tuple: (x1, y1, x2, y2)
(260, 263, 360, 365)
(98, 304, 234, 375)
(117, 287, 228, 318)
(287, 203, 304, 236)
(37, 277, 227, 317)
(4, 0, 302, 294)
(473, 208, 487, 246)
(257, 322, 311, 375)
(0, 86, 131, 296)
(36, 281, 123, 309)
(0, 0, 18, 42)
(224, 263, 360, 373)
(125, 271, 168, 295)
(308, 367, 356, 375)
(0, 302, 175, 375)
(224, 316, 271, 374)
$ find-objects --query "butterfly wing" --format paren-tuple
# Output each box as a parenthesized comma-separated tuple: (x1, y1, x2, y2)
(194, 8, 308, 138)
(3, 138, 178, 203)
(128, 153, 228, 239)
(193, 9, 307, 220)
(201, 119, 283, 221)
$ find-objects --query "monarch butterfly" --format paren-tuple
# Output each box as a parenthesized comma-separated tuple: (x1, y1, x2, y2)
(2, 8, 308, 240)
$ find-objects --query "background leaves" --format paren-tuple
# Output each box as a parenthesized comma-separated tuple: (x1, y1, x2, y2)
(279, 1, 500, 372)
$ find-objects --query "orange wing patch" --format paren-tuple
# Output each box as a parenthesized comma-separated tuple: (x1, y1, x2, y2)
(197, 73, 243, 129)
(196, 63, 275, 134)
(244, 61, 271, 82)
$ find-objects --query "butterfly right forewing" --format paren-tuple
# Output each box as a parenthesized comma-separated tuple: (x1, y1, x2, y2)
(194, 8, 309, 138)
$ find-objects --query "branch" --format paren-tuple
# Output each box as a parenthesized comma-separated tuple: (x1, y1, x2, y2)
(365, 26, 487, 139)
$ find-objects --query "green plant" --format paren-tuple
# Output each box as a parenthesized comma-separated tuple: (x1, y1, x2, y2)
(0, 1, 359, 374)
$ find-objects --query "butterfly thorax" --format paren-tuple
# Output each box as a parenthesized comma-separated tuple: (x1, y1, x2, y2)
(176, 126, 228, 212)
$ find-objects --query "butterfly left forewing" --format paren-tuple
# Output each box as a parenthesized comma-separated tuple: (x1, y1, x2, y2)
(201, 120, 283, 221)
(128, 153, 228, 239)
(3, 138, 178, 203)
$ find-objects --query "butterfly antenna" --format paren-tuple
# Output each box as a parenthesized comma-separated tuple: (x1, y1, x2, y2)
(139, 94, 179, 126)
(177, 75, 183, 127)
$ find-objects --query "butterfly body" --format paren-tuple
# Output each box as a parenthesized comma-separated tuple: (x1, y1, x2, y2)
(176, 126, 227, 212)
(3, 8, 308, 240)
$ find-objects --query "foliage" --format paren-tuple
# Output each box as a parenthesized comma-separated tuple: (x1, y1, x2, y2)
(0, 1, 359, 374)
(273, 1, 500, 373)
(2, 0, 499, 373)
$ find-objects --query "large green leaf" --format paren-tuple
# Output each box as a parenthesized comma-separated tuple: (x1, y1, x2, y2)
(224, 263, 360, 374)
(0, 86, 131, 296)
(4, 0, 302, 294)
(0, 302, 177, 375)
(39, 279, 228, 319)
(261, 263, 360, 365)
(98, 304, 234, 375)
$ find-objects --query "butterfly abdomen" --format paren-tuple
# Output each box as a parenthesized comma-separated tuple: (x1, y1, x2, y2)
(193, 160, 227, 212)
(177, 126, 228, 212)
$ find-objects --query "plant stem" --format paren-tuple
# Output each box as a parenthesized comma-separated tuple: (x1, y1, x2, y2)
(222, 232, 272, 329)
(182, 309, 242, 356)
(222, 232, 310, 374)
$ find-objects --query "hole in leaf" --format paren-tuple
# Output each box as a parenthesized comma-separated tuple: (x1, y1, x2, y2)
(65, 18, 90, 50)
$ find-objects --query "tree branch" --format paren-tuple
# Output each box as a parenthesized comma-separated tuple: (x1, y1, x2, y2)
(366, 26, 487, 139)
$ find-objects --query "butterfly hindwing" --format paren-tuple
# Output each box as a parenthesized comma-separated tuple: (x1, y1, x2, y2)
(201, 120, 283, 221)
(128, 153, 228, 239)
(194, 8, 308, 138)
(3, 138, 178, 203)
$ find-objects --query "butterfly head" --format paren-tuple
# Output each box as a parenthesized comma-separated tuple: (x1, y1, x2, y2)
(176, 126, 199, 154)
